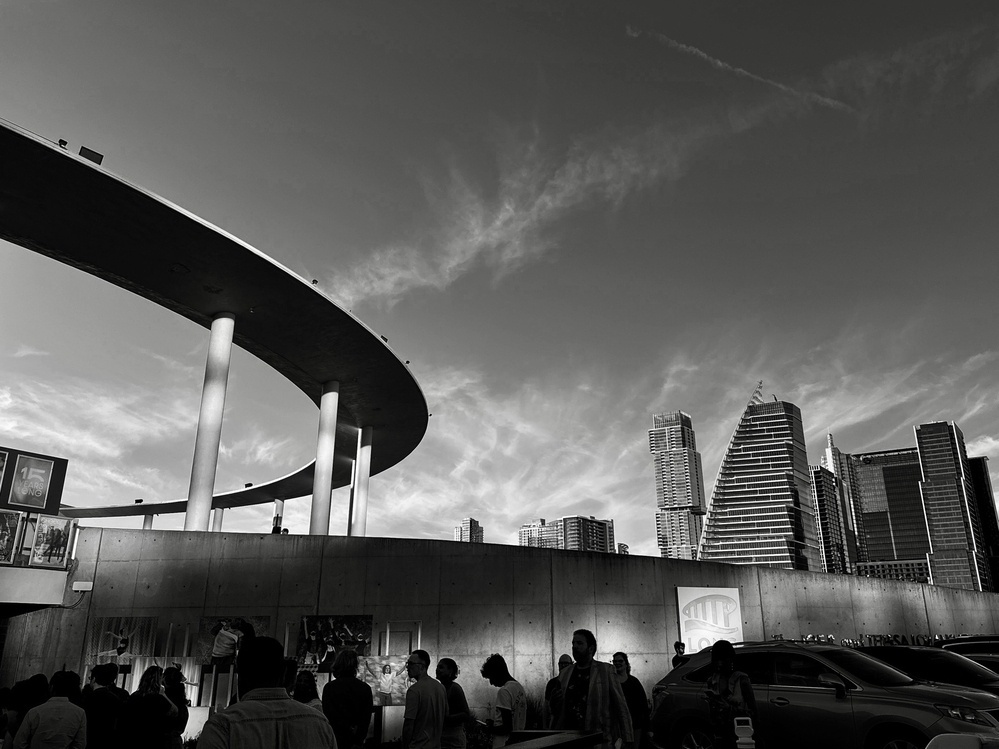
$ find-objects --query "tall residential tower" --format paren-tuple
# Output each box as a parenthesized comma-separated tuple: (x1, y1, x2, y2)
(453, 517, 484, 543)
(697, 383, 820, 570)
(649, 411, 706, 559)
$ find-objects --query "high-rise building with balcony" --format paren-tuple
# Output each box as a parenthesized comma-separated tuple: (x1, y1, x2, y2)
(915, 421, 991, 591)
(697, 382, 820, 570)
(517, 515, 616, 553)
(852, 448, 928, 582)
(518, 518, 556, 548)
(809, 464, 848, 574)
(649, 411, 706, 560)
(453, 517, 484, 543)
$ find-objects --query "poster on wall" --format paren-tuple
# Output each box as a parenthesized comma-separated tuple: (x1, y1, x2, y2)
(676, 586, 744, 654)
(0, 446, 69, 516)
(195, 616, 269, 667)
(297, 615, 373, 673)
(28, 516, 76, 569)
(359, 655, 411, 706)
(86, 616, 159, 664)
(0, 509, 23, 564)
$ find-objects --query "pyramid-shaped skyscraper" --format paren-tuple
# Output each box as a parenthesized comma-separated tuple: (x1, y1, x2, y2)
(697, 382, 821, 570)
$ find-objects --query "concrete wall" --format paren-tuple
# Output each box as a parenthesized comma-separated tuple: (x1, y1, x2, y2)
(4, 526, 999, 711)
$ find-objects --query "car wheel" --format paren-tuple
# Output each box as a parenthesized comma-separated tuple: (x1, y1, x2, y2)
(677, 727, 714, 749)
(868, 730, 926, 749)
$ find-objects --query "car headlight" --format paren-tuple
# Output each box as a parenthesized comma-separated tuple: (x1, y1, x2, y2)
(936, 704, 993, 726)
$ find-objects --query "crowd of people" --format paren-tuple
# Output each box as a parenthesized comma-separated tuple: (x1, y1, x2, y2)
(0, 628, 748, 749)
(0, 662, 189, 748)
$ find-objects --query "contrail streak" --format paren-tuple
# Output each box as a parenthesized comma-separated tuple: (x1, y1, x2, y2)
(627, 25, 855, 114)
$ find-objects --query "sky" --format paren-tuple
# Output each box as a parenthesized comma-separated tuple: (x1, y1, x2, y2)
(1, 1, 998, 556)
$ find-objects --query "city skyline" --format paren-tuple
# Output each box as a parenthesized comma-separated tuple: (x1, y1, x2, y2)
(2, 3, 998, 555)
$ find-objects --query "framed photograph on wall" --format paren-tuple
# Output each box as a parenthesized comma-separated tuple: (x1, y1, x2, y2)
(0, 508, 22, 565)
(28, 515, 76, 569)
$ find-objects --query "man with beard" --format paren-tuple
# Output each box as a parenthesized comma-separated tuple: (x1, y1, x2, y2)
(553, 629, 633, 749)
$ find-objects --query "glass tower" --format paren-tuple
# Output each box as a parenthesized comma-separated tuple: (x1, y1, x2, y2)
(809, 464, 848, 574)
(915, 421, 991, 591)
(821, 434, 867, 571)
(697, 383, 820, 570)
(649, 411, 706, 559)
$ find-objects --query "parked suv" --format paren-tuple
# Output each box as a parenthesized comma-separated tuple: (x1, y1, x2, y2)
(650, 641, 999, 749)
(861, 646, 999, 697)
(938, 637, 999, 673)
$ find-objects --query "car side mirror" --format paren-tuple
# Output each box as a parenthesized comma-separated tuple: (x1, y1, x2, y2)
(818, 673, 847, 698)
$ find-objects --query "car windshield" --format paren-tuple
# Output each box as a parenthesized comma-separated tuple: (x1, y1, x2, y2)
(821, 649, 914, 686)
(872, 649, 999, 686)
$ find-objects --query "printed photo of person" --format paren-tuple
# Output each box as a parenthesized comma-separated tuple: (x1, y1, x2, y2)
(194, 616, 267, 666)
(0, 509, 22, 564)
(360, 656, 410, 706)
(297, 615, 373, 673)
(86, 616, 158, 664)
(28, 516, 75, 568)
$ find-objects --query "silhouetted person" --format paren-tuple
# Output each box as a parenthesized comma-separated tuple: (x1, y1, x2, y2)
(543, 654, 572, 729)
(84, 663, 125, 749)
(612, 653, 649, 749)
(293, 671, 324, 712)
(323, 650, 373, 749)
(671, 642, 688, 670)
(197, 636, 334, 748)
(704, 640, 756, 749)
(402, 649, 446, 749)
(5, 675, 48, 748)
(436, 659, 469, 749)
(479, 654, 526, 745)
(162, 667, 190, 749)
(104, 665, 128, 701)
(553, 630, 633, 749)
(118, 665, 178, 748)
(13, 670, 86, 749)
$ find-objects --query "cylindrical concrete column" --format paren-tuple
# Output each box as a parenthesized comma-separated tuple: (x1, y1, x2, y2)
(348, 427, 373, 537)
(309, 381, 340, 535)
(212, 508, 225, 532)
(272, 499, 285, 533)
(143, 515, 154, 530)
(185, 313, 235, 532)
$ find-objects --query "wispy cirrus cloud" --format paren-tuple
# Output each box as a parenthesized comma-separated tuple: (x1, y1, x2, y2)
(12, 344, 49, 358)
(0, 379, 198, 460)
(326, 92, 802, 311)
(821, 24, 999, 119)
(220, 431, 297, 468)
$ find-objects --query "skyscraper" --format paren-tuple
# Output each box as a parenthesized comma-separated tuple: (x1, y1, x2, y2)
(969, 456, 999, 588)
(453, 517, 484, 543)
(852, 448, 928, 582)
(517, 515, 616, 553)
(809, 464, 848, 574)
(697, 382, 820, 570)
(915, 421, 991, 591)
(649, 411, 706, 559)
(821, 434, 867, 571)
